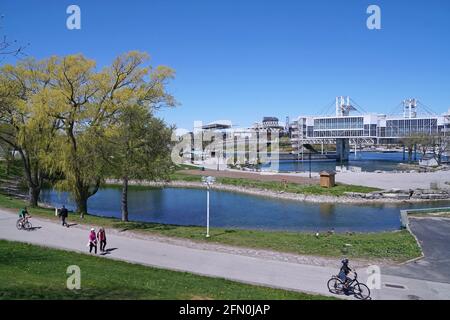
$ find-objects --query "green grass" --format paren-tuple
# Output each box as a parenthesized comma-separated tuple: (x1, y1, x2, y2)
(174, 163, 201, 170)
(169, 171, 380, 196)
(112, 222, 420, 262)
(0, 240, 330, 300)
(0, 193, 421, 262)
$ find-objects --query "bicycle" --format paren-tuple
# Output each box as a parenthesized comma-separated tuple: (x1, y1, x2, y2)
(16, 217, 32, 231)
(327, 271, 371, 300)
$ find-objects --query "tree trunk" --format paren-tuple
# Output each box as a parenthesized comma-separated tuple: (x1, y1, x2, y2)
(407, 146, 413, 163)
(5, 156, 11, 175)
(121, 176, 129, 222)
(75, 197, 88, 219)
(28, 186, 40, 207)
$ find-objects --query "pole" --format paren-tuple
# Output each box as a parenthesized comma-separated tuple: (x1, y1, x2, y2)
(217, 152, 220, 171)
(206, 186, 210, 238)
(309, 152, 312, 179)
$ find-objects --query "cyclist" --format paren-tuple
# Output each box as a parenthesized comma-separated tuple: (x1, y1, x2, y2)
(338, 258, 353, 290)
(18, 207, 30, 221)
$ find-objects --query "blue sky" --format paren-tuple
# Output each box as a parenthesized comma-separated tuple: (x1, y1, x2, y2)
(1, 0, 450, 130)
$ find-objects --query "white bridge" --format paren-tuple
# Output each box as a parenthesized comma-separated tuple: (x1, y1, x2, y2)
(290, 97, 450, 161)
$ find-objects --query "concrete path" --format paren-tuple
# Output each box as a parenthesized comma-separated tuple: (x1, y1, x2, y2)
(335, 171, 450, 190)
(1, 209, 449, 300)
(384, 218, 450, 284)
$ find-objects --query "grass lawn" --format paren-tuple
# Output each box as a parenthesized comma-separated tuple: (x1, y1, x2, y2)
(0, 240, 331, 300)
(169, 171, 379, 196)
(0, 193, 421, 262)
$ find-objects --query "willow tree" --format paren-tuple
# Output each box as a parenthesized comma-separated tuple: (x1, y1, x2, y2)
(0, 138, 15, 175)
(45, 51, 175, 218)
(0, 59, 60, 206)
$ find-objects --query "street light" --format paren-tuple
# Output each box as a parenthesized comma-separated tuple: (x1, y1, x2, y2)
(303, 144, 314, 179)
(202, 176, 216, 238)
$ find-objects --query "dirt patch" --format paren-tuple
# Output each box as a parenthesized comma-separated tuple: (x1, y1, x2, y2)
(190, 295, 213, 300)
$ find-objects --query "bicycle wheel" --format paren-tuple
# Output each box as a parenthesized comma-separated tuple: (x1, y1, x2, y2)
(23, 221, 32, 230)
(353, 283, 371, 300)
(16, 219, 23, 230)
(327, 277, 345, 295)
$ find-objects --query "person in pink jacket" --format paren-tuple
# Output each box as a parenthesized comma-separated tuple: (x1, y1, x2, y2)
(88, 228, 97, 254)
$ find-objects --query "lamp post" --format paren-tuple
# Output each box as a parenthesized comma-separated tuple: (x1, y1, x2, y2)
(309, 152, 312, 179)
(202, 176, 216, 238)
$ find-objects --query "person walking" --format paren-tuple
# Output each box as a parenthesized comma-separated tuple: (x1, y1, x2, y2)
(88, 228, 97, 254)
(59, 205, 69, 227)
(97, 227, 107, 252)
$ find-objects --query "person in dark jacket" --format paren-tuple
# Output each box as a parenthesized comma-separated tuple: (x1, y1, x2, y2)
(97, 227, 107, 252)
(59, 205, 69, 227)
(338, 258, 353, 289)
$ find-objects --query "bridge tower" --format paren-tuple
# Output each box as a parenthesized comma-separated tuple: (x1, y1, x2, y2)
(403, 98, 417, 118)
(335, 96, 355, 161)
(336, 96, 356, 117)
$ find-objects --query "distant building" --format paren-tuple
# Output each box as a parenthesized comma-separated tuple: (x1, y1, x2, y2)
(262, 117, 280, 129)
(290, 98, 450, 144)
(289, 97, 450, 160)
(201, 120, 232, 131)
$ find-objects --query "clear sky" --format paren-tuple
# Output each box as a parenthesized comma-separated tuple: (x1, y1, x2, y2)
(1, 0, 450, 130)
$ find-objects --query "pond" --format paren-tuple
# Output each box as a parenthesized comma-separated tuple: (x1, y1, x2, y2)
(262, 151, 439, 173)
(40, 186, 450, 233)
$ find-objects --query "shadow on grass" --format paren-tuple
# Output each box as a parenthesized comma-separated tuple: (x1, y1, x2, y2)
(210, 229, 237, 237)
(114, 221, 180, 233)
(0, 286, 153, 300)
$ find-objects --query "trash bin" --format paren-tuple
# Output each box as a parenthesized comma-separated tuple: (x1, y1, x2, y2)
(319, 171, 336, 188)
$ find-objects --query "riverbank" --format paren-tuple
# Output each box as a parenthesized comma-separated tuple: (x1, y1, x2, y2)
(0, 239, 329, 300)
(0, 193, 421, 262)
(106, 178, 450, 204)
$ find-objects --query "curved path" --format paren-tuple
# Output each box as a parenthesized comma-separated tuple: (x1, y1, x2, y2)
(0, 208, 449, 300)
(384, 218, 450, 284)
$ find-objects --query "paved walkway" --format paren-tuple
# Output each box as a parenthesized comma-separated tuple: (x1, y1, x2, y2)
(1, 209, 449, 300)
(335, 171, 450, 190)
(384, 218, 450, 284)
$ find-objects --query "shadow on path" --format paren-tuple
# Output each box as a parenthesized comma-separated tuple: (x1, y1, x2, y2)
(100, 248, 118, 255)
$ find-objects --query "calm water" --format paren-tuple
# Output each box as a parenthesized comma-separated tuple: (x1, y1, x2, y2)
(40, 187, 450, 233)
(263, 151, 430, 173)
